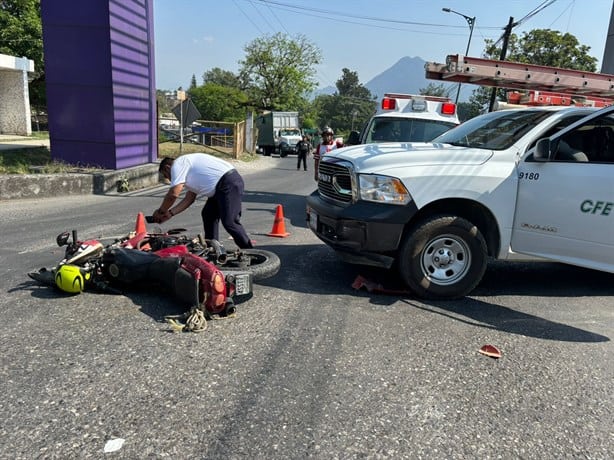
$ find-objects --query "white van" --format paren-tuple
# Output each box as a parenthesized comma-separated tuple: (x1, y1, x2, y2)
(347, 93, 460, 145)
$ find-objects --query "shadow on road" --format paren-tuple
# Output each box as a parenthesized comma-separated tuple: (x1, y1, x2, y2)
(13, 241, 611, 344)
(257, 243, 612, 343)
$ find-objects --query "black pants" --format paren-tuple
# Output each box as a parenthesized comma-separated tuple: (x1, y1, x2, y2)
(201, 170, 252, 249)
(297, 151, 307, 170)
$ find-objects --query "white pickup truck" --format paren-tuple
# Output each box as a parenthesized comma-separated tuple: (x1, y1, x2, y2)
(306, 105, 614, 299)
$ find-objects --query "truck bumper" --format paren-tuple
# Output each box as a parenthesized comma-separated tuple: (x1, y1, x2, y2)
(305, 191, 418, 268)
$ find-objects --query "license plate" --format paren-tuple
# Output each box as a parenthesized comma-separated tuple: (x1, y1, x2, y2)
(234, 273, 252, 295)
(308, 209, 318, 231)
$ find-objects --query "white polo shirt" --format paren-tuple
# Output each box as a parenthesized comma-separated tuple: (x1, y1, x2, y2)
(170, 153, 235, 197)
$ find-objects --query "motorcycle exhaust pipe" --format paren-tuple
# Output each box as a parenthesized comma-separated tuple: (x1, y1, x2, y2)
(208, 239, 228, 264)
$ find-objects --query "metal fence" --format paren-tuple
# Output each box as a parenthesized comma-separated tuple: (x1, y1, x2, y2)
(159, 117, 247, 159)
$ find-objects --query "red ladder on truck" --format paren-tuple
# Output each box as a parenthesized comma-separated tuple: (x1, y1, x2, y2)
(425, 54, 614, 104)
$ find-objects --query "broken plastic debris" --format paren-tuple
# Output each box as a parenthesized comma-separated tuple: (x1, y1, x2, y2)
(351, 275, 412, 295)
(104, 438, 125, 453)
(478, 344, 502, 359)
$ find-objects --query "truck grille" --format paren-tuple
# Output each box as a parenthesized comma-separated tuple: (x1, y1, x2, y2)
(318, 160, 353, 203)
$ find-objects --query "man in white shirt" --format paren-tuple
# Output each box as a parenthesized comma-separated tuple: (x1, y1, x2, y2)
(153, 153, 253, 249)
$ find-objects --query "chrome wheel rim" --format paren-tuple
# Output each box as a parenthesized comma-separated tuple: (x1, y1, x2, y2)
(420, 235, 471, 286)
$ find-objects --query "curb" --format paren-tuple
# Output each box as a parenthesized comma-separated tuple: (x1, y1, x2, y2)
(0, 155, 273, 201)
(0, 163, 161, 200)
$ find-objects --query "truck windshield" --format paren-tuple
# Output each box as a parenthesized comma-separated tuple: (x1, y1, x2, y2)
(433, 109, 556, 150)
(280, 129, 301, 136)
(365, 117, 457, 143)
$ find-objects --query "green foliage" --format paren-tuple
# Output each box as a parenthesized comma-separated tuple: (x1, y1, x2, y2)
(456, 101, 481, 122)
(189, 74, 197, 91)
(0, 0, 44, 109)
(469, 28, 599, 114)
(315, 68, 376, 134)
(189, 82, 248, 122)
(485, 29, 598, 72)
(0, 147, 102, 174)
(202, 67, 243, 88)
(156, 90, 175, 113)
(419, 83, 453, 98)
(239, 32, 321, 111)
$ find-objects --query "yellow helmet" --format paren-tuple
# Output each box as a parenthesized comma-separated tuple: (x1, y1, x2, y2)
(55, 264, 90, 294)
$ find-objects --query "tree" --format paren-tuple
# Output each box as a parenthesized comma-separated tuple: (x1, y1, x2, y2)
(239, 32, 321, 111)
(470, 28, 599, 114)
(189, 74, 197, 91)
(486, 29, 597, 71)
(202, 67, 242, 89)
(189, 82, 248, 122)
(456, 101, 481, 122)
(0, 0, 45, 110)
(314, 68, 376, 134)
(156, 90, 174, 114)
(419, 83, 453, 98)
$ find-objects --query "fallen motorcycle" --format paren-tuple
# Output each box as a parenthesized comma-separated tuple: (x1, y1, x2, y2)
(28, 214, 281, 331)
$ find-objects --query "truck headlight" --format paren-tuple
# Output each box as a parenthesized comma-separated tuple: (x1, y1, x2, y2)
(358, 174, 411, 205)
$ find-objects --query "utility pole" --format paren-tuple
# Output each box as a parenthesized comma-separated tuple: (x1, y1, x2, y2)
(601, 0, 614, 73)
(488, 17, 516, 112)
(177, 90, 186, 154)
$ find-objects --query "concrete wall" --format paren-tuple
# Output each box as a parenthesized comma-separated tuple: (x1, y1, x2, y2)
(0, 54, 35, 135)
(0, 163, 161, 200)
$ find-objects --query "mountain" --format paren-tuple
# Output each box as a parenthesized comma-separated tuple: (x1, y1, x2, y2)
(365, 56, 440, 99)
(312, 85, 336, 98)
(312, 56, 460, 100)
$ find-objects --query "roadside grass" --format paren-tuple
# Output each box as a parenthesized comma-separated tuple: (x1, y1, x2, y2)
(0, 141, 258, 174)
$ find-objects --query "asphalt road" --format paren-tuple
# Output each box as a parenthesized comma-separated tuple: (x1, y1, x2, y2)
(1, 155, 612, 459)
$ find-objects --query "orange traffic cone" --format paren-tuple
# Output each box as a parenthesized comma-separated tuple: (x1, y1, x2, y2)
(134, 212, 147, 234)
(267, 204, 290, 238)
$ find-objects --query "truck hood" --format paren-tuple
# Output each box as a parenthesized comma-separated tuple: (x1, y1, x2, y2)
(326, 142, 493, 173)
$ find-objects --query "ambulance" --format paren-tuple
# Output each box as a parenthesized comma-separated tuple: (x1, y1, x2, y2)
(346, 93, 460, 145)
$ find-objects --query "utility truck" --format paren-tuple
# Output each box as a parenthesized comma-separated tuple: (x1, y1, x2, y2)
(255, 111, 302, 157)
(347, 93, 460, 145)
(306, 55, 614, 299)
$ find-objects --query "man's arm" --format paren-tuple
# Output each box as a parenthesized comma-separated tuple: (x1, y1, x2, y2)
(153, 183, 184, 222)
(169, 190, 197, 216)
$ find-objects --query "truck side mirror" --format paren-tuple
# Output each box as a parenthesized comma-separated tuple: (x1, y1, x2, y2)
(347, 130, 361, 145)
(534, 138, 552, 162)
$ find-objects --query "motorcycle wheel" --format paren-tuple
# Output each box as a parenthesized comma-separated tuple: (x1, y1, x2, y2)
(220, 249, 280, 281)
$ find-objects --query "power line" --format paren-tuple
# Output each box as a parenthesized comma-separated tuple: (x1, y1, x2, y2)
(254, 0, 502, 30)
(232, 0, 265, 35)
(249, 0, 290, 35)
(492, 0, 560, 47)
(515, 0, 559, 28)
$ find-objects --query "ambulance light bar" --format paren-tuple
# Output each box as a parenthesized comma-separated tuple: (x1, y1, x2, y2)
(381, 98, 396, 110)
(380, 95, 457, 116)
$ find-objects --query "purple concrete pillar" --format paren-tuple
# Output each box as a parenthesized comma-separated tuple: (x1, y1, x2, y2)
(41, 0, 157, 169)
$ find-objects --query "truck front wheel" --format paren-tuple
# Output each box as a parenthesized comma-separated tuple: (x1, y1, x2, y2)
(398, 215, 487, 299)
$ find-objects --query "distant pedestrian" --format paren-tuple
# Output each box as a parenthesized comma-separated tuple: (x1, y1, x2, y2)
(295, 135, 311, 171)
(154, 153, 253, 249)
(313, 126, 344, 181)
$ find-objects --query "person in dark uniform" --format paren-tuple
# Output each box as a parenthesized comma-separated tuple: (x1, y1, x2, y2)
(154, 153, 253, 249)
(295, 134, 311, 171)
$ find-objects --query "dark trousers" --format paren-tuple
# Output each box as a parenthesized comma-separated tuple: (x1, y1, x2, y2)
(201, 170, 252, 249)
(297, 151, 307, 170)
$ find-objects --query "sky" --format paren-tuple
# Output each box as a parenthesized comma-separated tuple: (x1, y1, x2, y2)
(153, 0, 614, 92)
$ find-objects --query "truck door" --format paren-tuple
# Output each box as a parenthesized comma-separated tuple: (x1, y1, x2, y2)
(511, 111, 614, 273)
